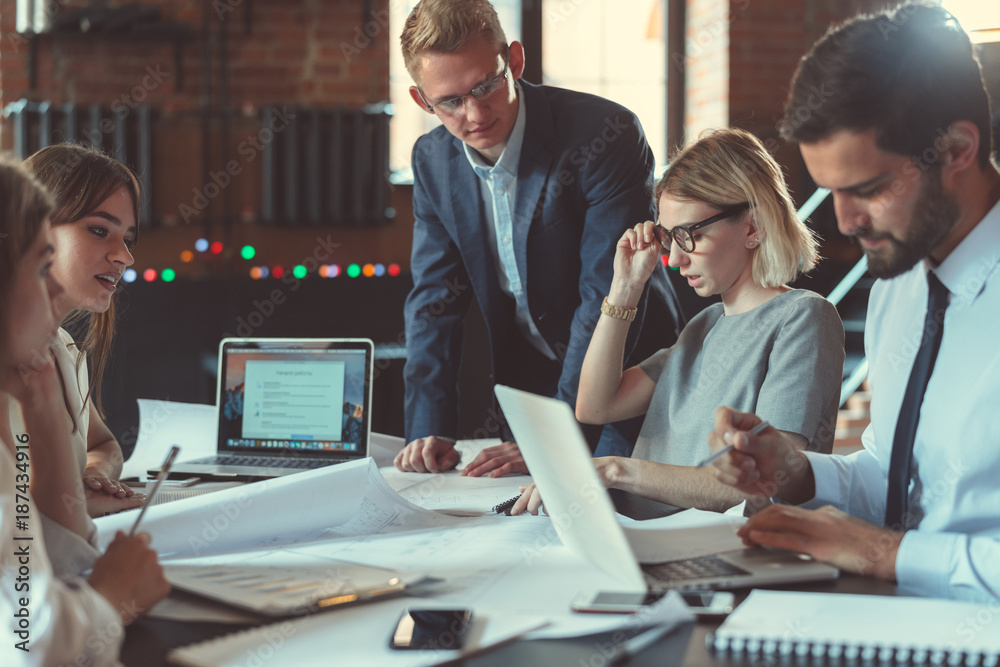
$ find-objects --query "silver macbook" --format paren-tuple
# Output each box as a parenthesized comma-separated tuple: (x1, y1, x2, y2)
(160, 338, 373, 481)
(494, 384, 839, 592)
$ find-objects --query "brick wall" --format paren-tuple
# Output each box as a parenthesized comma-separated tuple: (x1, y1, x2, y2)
(683, 0, 729, 144)
(681, 0, 894, 209)
(0, 0, 411, 276)
(0, 0, 388, 112)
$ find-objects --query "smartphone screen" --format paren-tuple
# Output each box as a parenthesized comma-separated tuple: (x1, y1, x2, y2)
(389, 609, 473, 650)
(591, 592, 660, 606)
(572, 590, 734, 615)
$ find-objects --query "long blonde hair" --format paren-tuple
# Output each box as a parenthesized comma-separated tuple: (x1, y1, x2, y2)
(656, 128, 819, 287)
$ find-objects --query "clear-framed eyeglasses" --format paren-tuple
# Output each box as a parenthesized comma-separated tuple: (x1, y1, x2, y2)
(416, 47, 510, 116)
(653, 204, 750, 253)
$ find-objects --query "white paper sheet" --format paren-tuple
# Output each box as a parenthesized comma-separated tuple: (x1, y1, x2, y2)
(121, 400, 217, 480)
(397, 473, 527, 515)
(453, 438, 503, 471)
(96, 459, 374, 555)
(370, 432, 406, 467)
(618, 508, 747, 564)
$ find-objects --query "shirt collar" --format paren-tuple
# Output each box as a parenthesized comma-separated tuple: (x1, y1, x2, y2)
(464, 81, 526, 178)
(929, 195, 1000, 304)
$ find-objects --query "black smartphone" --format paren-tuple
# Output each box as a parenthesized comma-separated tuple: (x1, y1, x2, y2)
(389, 608, 473, 650)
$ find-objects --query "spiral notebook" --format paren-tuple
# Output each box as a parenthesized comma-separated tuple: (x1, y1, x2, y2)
(709, 590, 1000, 661)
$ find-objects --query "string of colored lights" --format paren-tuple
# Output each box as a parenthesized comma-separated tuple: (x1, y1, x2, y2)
(121, 238, 405, 283)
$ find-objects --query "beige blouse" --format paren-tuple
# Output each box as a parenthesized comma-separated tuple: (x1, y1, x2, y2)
(7, 327, 90, 473)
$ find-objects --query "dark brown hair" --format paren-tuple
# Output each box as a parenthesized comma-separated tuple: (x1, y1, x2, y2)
(23, 144, 142, 418)
(0, 156, 56, 357)
(780, 3, 994, 169)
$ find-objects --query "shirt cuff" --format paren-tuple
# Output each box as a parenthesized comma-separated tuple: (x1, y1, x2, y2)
(894, 530, 960, 598)
(41, 514, 102, 578)
(784, 451, 838, 508)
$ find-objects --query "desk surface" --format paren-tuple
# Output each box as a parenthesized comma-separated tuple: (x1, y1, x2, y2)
(122, 573, 900, 666)
(121, 484, 902, 666)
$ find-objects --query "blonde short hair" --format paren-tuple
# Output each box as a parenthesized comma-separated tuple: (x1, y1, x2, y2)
(400, 0, 507, 82)
(655, 128, 819, 288)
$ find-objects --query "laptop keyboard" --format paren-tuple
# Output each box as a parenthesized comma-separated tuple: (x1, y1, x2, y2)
(643, 555, 752, 589)
(190, 455, 340, 469)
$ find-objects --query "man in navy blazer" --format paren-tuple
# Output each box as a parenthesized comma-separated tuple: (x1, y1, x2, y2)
(394, 0, 684, 476)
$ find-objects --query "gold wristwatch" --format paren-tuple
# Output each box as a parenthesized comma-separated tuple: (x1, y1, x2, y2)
(601, 297, 637, 322)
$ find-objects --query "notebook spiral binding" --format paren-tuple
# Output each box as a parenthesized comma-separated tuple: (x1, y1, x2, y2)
(706, 634, 1000, 666)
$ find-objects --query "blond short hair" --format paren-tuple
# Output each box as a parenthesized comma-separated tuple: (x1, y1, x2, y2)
(655, 128, 819, 288)
(400, 0, 507, 82)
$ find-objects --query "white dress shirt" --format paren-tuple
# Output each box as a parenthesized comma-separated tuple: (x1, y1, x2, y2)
(804, 196, 1000, 603)
(464, 84, 555, 360)
(1, 444, 123, 667)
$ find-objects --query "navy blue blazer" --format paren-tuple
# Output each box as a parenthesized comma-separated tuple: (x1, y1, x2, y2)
(404, 81, 685, 447)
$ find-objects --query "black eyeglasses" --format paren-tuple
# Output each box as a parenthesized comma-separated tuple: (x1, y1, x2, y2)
(416, 48, 510, 116)
(653, 204, 750, 253)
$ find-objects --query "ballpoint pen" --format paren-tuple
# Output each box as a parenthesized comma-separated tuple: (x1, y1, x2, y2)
(608, 621, 683, 665)
(695, 420, 771, 468)
(129, 446, 180, 536)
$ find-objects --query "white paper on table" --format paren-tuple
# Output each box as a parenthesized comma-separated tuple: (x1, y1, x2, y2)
(370, 432, 406, 467)
(618, 507, 747, 564)
(121, 400, 217, 480)
(372, 433, 516, 498)
(414, 540, 695, 640)
(397, 473, 528, 515)
(453, 438, 503, 471)
(167, 599, 548, 667)
(96, 458, 463, 556)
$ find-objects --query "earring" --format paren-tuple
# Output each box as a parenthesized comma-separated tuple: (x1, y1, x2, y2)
(748, 239, 759, 248)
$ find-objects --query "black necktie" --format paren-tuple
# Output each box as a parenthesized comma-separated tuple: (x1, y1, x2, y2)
(884, 271, 949, 529)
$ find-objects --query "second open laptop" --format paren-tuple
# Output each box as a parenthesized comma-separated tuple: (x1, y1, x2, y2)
(494, 384, 839, 592)
(159, 338, 373, 481)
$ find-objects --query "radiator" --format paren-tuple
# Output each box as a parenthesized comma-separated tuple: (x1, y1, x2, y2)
(2, 99, 394, 229)
(3, 98, 155, 227)
(259, 103, 393, 228)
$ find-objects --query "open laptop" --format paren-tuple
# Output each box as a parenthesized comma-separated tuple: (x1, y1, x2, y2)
(160, 338, 374, 481)
(494, 384, 839, 592)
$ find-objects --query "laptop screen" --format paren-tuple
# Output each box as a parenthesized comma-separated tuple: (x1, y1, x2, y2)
(216, 338, 373, 458)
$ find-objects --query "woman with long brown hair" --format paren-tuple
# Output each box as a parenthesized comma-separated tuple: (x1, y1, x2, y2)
(0, 155, 168, 664)
(15, 143, 145, 516)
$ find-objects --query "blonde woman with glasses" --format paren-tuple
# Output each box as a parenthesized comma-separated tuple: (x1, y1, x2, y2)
(513, 128, 844, 515)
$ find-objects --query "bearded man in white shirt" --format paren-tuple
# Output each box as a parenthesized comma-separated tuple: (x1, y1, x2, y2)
(707, 3, 1000, 603)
